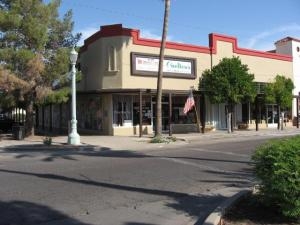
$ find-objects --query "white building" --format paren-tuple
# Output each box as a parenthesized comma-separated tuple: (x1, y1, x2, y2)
(275, 37, 300, 117)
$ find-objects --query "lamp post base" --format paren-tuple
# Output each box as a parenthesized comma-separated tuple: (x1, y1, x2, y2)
(68, 132, 80, 145)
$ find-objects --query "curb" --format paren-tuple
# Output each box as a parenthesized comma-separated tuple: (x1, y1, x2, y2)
(0, 144, 105, 151)
(202, 189, 251, 225)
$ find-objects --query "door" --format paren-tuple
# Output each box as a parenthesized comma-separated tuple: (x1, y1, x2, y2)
(266, 104, 278, 128)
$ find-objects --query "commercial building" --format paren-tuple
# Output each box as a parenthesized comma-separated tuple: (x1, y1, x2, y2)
(37, 24, 296, 136)
(274, 37, 300, 118)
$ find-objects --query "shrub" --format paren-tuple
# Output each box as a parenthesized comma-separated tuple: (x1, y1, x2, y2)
(43, 136, 52, 145)
(252, 136, 300, 219)
(150, 136, 177, 144)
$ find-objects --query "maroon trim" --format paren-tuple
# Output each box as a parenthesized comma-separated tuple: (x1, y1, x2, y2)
(131, 30, 211, 54)
(209, 33, 292, 61)
(80, 24, 292, 62)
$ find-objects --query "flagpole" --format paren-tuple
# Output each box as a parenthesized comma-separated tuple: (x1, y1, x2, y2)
(189, 87, 201, 133)
(193, 95, 201, 133)
(184, 88, 201, 133)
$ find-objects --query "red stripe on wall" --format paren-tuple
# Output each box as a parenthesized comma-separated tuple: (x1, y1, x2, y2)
(209, 33, 292, 61)
(80, 24, 292, 62)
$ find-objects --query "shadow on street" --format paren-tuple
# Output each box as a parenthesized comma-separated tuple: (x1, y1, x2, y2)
(0, 168, 232, 225)
(0, 200, 91, 225)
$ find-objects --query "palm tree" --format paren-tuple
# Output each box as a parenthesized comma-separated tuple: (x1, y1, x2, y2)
(155, 0, 170, 138)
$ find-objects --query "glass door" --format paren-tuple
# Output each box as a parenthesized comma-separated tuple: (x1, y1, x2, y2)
(266, 104, 278, 127)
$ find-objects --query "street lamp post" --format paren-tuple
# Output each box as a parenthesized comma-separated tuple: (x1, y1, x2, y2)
(68, 47, 80, 145)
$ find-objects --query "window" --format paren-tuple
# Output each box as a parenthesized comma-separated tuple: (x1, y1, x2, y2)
(107, 45, 118, 71)
(255, 82, 267, 94)
(133, 96, 152, 126)
(172, 96, 196, 124)
(77, 96, 103, 130)
(113, 95, 132, 126)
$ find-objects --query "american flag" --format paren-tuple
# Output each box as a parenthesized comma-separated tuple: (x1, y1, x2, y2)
(183, 91, 195, 115)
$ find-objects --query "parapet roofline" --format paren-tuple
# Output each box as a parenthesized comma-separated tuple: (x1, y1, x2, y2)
(80, 24, 292, 62)
(275, 36, 300, 45)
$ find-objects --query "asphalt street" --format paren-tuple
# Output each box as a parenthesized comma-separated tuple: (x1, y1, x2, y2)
(0, 133, 295, 225)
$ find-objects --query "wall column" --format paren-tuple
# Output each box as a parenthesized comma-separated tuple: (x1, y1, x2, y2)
(139, 90, 143, 137)
(168, 93, 172, 136)
(297, 93, 299, 128)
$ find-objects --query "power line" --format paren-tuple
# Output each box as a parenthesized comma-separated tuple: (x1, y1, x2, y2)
(61, 1, 214, 33)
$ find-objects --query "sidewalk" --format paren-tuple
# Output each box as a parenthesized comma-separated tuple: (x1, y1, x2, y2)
(0, 127, 299, 151)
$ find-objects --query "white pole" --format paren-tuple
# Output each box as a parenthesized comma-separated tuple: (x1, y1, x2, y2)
(68, 47, 80, 145)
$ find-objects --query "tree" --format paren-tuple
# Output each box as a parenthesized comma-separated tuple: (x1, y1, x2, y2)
(264, 75, 294, 130)
(155, 0, 170, 139)
(0, 0, 81, 136)
(200, 57, 256, 133)
(0, 66, 28, 109)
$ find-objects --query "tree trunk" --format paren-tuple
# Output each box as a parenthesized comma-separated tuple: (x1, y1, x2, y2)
(155, 0, 170, 138)
(25, 100, 35, 137)
(231, 104, 235, 132)
(281, 112, 284, 130)
(200, 93, 206, 133)
(226, 105, 231, 133)
(255, 96, 259, 131)
(277, 104, 281, 130)
(227, 103, 234, 133)
(227, 112, 232, 133)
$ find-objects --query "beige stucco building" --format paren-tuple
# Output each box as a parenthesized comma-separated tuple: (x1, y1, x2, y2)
(37, 24, 294, 136)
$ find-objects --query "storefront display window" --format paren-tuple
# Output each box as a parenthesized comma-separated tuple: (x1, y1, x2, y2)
(77, 96, 103, 130)
(133, 96, 152, 126)
(172, 96, 196, 124)
(113, 95, 133, 126)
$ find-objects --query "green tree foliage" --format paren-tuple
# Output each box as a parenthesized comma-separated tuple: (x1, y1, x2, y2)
(265, 75, 294, 109)
(0, 0, 81, 135)
(199, 57, 256, 132)
(264, 75, 294, 130)
(0, 66, 27, 108)
(253, 136, 300, 219)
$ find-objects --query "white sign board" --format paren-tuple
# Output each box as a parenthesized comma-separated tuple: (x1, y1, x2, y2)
(136, 57, 192, 74)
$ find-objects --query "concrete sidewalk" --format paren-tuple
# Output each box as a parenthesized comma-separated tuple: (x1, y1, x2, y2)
(0, 127, 299, 151)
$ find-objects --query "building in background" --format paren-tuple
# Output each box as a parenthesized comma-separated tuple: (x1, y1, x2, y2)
(37, 24, 294, 136)
(274, 37, 300, 120)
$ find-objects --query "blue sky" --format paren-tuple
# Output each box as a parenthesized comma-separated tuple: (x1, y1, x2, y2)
(58, 0, 300, 51)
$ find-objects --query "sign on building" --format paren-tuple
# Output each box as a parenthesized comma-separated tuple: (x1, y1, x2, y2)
(131, 52, 196, 79)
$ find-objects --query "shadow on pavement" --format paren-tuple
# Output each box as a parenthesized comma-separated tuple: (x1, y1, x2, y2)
(1, 145, 152, 161)
(198, 167, 255, 190)
(0, 200, 91, 225)
(2, 145, 254, 166)
(0, 168, 229, 224)
(162, 156, 252, 164)
(123, 223, 158, 225)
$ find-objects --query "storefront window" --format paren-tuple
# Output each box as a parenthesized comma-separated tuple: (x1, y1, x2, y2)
(133, 96, 152, 126)
(172, 96, 196, 124)
(113, 95, 133, 126)
(77, 96, 103, 130)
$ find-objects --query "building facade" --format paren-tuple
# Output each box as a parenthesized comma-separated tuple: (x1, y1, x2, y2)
(274, 37, 300, 118)
(38, 24, 294, 136)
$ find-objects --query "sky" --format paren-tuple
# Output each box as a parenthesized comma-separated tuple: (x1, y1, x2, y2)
(57, 0, 300, 51)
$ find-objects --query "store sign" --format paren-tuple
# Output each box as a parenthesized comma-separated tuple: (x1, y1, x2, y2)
(131, 53, 196, 79)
